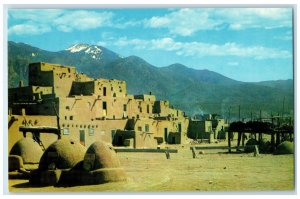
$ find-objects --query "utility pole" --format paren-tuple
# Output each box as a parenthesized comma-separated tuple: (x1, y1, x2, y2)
(260, 110, 262, 122)
(228, 106, 231, 123)
(282, 96, 285, 118)
(238, 105, 241, 121)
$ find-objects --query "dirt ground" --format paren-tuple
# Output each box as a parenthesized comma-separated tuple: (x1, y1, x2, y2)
(8, 142, 295, 193)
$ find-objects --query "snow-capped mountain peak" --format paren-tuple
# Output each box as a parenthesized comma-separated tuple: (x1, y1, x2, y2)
(66, 44, 90, 53)
(65, 44, 103, 60)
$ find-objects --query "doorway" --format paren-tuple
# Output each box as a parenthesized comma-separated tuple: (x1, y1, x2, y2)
(164, 128, 168, 143)
(80, 129, 85, 146)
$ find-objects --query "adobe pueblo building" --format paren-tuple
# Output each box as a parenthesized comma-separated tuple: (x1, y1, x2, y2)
(9, 62, 189, 151)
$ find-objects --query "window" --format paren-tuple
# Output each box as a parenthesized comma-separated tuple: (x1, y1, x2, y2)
(123, 104, 127, 112)
(111, 87, 113, 91)
(147, 105, 150, 113)
(102, 101, 107, 110)
(145, 124, 149, 132)
(89, 128, 94, 136)
(138, 126, 142, 131)
(70, 116, 73, 120)
(63, 128, 70, 135)
(103, 87, 107, 96)
(80, 130, 85, 146)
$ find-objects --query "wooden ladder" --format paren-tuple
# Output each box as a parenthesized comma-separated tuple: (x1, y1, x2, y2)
(32, 133, 46, 151)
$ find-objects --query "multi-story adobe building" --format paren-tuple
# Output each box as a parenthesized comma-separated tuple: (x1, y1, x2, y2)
(188, 114, 229, 143)
(8, 62, 189, 151)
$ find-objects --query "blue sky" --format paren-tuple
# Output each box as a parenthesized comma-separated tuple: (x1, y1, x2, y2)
(7, 7, 293, 82)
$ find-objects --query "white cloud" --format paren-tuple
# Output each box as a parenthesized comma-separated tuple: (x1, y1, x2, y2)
(145, 8, 220, 36)
(8, 9, 132, 35)
(8, 23, 51, 35)
(53, 11, 114, 32)
(144, 8, 292, 36)
(112, 19, 143, 29)
(217, 8, 292, 30)
(8, 9, 64, 22)
(227, 61, 239, 66)
(109, 37, 291, 60)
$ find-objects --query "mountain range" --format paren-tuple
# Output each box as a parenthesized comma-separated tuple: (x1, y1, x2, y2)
(8, 41, 294, 119)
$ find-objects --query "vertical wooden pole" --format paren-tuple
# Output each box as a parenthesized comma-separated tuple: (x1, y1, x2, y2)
(238, 105, 241, 121)
(271, 131, 275, 152)
(228, 132, 231, 153)
(259, 133, 262, 142)
(276, 131, 280, 147)
(237, 132, 242, 147)
(192, 147, 197, 159)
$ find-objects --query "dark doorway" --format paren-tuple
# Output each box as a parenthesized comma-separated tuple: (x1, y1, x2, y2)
(80, 130, 85, 146)
(103, 87, 107, 96)
(172, 136, 176, 144)
(178, 123, 182, 132)
(164, 128, 168, 142)
(117, 135, 123, 145)
(102, 101, 107, 110)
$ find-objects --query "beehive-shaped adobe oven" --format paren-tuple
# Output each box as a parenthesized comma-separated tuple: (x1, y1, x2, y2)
(83, 141, 121, 171)
(10, 137, 43, 164)
(64, 141, 127, 186)
(244, 138, 258, 153)
(39, 138, 86, 170)
(275, 141, 294, 155)
(30, 139, 86, 186)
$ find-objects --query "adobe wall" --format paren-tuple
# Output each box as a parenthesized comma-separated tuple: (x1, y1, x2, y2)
(8, 97, 58, 116)
(134, 132, 157, 148)
(8, 115, 58, 152)
(93, 79, 126, 98)
(153, 101, 170, 116)
(9, 86, 53, 102)
(28, 62, 95, 98)
(188, 120, 212, 139)
(59, 95, 131, 121)
(127, 98, 155, 119)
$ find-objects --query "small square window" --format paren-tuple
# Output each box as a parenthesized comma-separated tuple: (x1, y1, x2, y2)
(89, 128, 94, 136)
(63, 128, 70, 135)
(145, 124, 149, 132)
